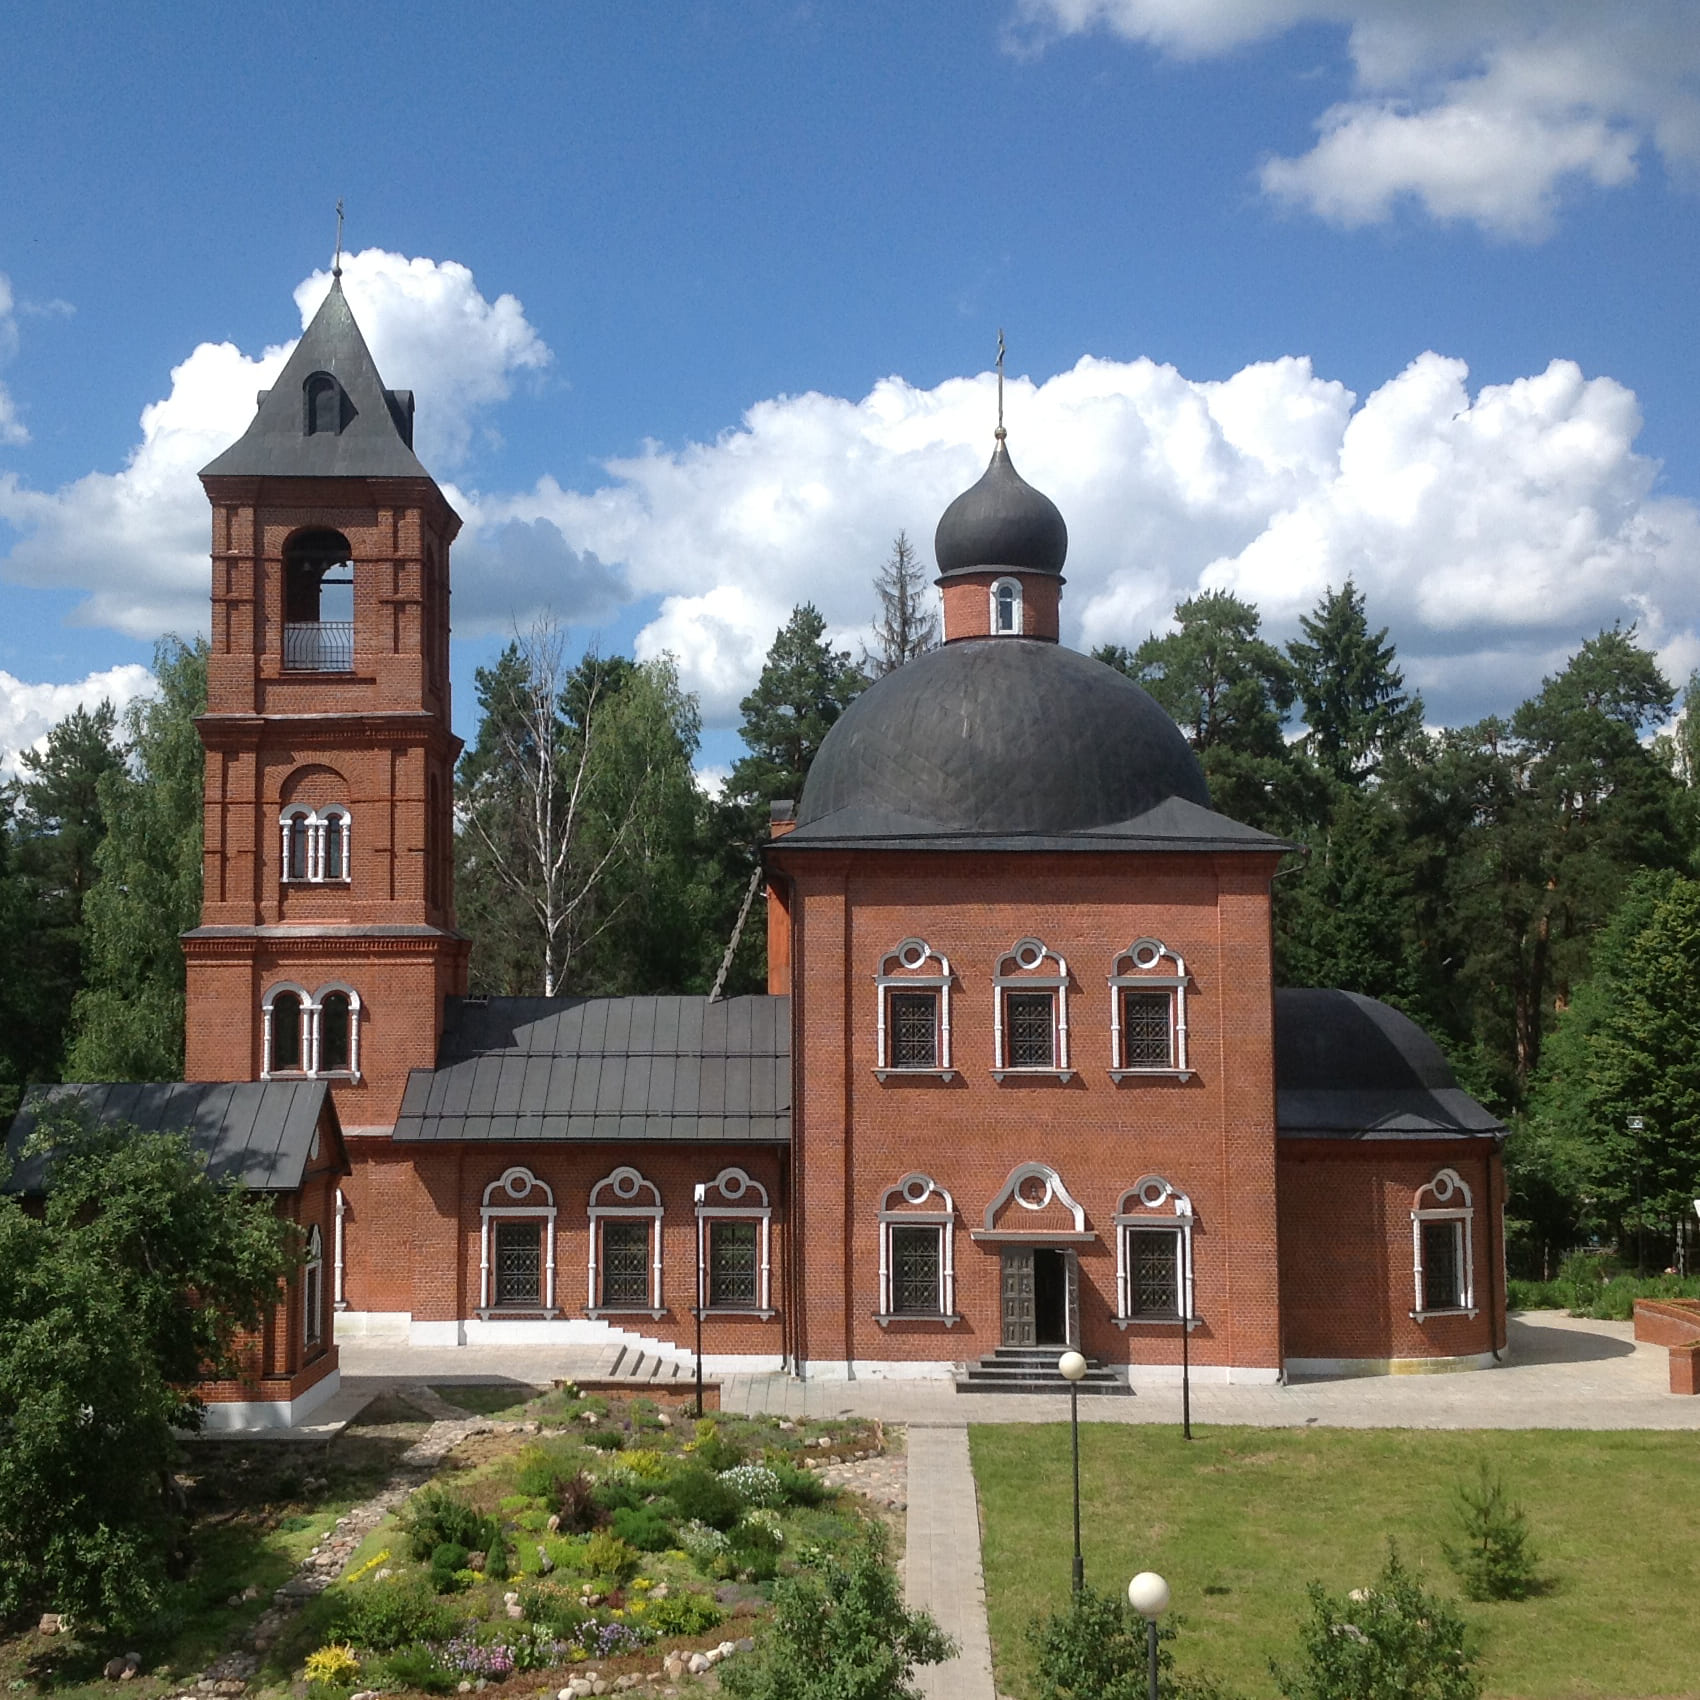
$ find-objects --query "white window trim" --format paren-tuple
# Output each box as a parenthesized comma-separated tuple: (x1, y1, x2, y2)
(876, 1173, 958, 1325)
(993, 938, 1071, 1078)
(333, 1187, 348, 1311)
(588, 1164, 665, 1318)
(280, 805, 353, 884)
(477, 1166, 558, 1316)
(990, 576, 1024, 634)
(1412, 1168, 1477, 1320)
(1108, 938, 1192, 1079)
(303, 1222, 324, 1347)
(694, 1166, 775, 1317)
(971, 1161, 1093, 1242)
(261, 982, 362, 1081)
(874, 938, 955, 1079)
(1113, 1176, 1197, 1329)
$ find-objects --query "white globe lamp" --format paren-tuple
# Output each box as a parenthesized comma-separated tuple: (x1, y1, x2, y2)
(1128, 1572, 1170, 1619)
(1058, 1350, 1088, 1383)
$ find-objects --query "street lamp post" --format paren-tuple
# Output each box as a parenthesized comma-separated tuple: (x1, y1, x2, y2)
(1127, 1572, 1170, 1700)
(1627, 1116, 1646, 1276)
(1058, 1350, 1088, 1593)
(693, 1182, 707, 1417)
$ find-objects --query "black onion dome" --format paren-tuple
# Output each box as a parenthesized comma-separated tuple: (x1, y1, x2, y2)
(795, 639, 1212, 835)
(934, 441, 1068, 578)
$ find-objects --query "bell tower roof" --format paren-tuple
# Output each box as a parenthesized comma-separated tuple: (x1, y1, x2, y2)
(201, 277, 430, 481)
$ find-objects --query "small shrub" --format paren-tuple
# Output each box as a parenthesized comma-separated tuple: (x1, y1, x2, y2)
(515, 1444, 578, 1501)
(485, 1524, 512, 1582)
(720, 1464, 786, 1508)
(430, 1542, 471, 1592)
(728, 1518, 783, 1580)
(585, 1428, 627, 1452)
(558, 1468, 607, 1532)
(331, 1575, 462, 1651)
(763, 1457, 828, 1507)
(400, 1487, 497, 1563)
(639, 1589, 726, 1638)
(687, 1417, 745, 1472)
(1026, 1584, 1235, 1700)
(622, 1447, 675, 1482)
(1444, 1462, 1539, 1601)
(611, 1505, 676, 1552)
(519, 1581, 594, 1640)
(676, 1519, 732, 1569)
(303, 1643, 362, 1688)
(592, 1474, 645, 1515)
(584, 1528, 641, 1583)
(1272, 1545, 1480, 1700)
(377, 1643, 457, 1695)
(665, 1466, 743, 1530)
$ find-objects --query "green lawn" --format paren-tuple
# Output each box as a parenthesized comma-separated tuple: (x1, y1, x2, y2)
(972, 1424, 1700, 1700)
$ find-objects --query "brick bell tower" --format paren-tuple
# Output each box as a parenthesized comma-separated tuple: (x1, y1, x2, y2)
(184, 274, 468, 1131)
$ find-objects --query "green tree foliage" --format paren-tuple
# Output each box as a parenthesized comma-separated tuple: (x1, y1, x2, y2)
(1026, 1583, 1237, 1700)
(66, 638, 207, 1081)
(0, 703, 126, 1094)
(719, 1524, 953, 1700)
(1272, 1546, 1480, 1700)
(863, 532, 939, 677)
(457, 625, 709, 996)
(1444, 1462, 1540, 1602)
(0, 1107, 298, 1629)
(1286, 580, 1423, 784)
(1098, 592, 1314, 834)
(1526, 869, 1700, 1255)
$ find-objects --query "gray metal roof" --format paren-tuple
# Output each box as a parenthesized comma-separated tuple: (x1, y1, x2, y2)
(392, 995, 791, 1144)
(790, 639, 1285, 848)
(934, 439, 1068, 579)
(1274, 988, 1504, 1141)
(200, 278, 433, 481)
(5, 1080, 344, 1194)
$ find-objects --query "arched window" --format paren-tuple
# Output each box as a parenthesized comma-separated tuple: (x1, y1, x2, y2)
(876, 1174, 958, 1323)
(478, 1167, 559, 1315)
(303, 1224, 324, 1346)
(1412, 1169, 1476, 1319)
(588, 1166, 664, 1316)
(304, 371, 347, 436)
(319, 991, 353, 1073)
(1113, 1176, 1195, 1327)
(990, 577, 1023, 635)
(279, 806, 353, 883)
(694, 1168, 775, 1316)
(283, 529, 354, 671)
(1108, 938, 1191, 1077)
(874, 938, 954, 1077)
(263, 986, 306, 1075)
(992, 938, 1071, 1077)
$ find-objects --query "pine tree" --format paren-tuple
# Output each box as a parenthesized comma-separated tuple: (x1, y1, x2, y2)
(1286, 580, 1423, 783)
(726, 604, 867, 835)
(863, 531, 939, 676)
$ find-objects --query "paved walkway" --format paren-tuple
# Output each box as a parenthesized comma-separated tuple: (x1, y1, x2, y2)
(904, 1427, 995, 1700)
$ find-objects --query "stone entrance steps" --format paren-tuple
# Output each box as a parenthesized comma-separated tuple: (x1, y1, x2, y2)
(955, 1345, 1130, 1395)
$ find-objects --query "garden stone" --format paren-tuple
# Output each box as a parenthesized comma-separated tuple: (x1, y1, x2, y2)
(537, 1545, 555, 1574)
(687, 1655, 710, 1675)
(37, 1614, 61, 1635)
(655, 1414, 672, 1429)
(592, 1680, 608, 1695)
(506, 1604, 525, 1619)
(373, 1567, 393, 1580)
(662, 1653, 686, 1679)
(716, 1642, 735, 1659)
(105, 1659, 128, 1681)
(458, 1683, 473, 1693)
(734, 1639, 754, 1654)
(547, 1514, 561, 1532)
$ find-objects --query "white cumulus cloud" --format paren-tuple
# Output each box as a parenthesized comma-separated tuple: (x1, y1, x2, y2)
(1011, 1, 1700, 239)
(0, 249, 552, 638)
(0, 274, 30, 447)
(0, 663, 157, 777)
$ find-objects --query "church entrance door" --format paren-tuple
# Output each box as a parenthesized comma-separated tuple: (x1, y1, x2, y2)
(1002, 1248, 1077, 1346)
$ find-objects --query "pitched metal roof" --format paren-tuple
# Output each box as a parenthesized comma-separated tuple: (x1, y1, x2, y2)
(5, 1080, 343, 1194)
(199, 278, 433, 481)
(391, 995, 791, 1144)
(1274, 988, 1504, 1141)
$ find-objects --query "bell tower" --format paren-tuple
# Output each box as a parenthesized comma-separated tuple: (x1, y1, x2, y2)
(184, 276, 468, 1129)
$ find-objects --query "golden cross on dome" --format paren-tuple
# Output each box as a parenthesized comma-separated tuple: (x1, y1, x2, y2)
(333, 199, 345, 280)
(996, 328, 1006, 441)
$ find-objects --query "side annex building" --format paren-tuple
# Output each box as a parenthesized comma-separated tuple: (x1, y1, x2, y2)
(8, 281, 1508, 1425)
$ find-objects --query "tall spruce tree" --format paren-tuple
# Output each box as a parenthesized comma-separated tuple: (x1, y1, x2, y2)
(1287, 579, 1423, 783)
(65, 639, 207, 1082)
(863, 531, 939, 676)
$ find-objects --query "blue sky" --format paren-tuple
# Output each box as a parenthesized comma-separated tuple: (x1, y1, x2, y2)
(2, 1, 1698, 780)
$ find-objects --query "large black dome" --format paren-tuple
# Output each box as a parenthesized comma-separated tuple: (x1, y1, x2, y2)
(796, 639, 1212, 835)
(934, 441, 1068, 579)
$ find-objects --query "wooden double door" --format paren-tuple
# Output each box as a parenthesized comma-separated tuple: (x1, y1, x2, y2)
(1001, 1247, 1080, 1347)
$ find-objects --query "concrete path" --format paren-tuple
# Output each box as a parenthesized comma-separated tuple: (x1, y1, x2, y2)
(904, 1426, 996, 1700)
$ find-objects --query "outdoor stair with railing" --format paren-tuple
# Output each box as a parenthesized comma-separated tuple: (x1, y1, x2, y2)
(955, 1345, 1130, 1394)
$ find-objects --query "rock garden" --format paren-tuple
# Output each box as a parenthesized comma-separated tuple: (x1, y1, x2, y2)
(2, 1385, 887, 1700)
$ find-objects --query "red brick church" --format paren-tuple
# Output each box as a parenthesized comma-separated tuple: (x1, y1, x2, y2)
(12, 280, 1508, 1425)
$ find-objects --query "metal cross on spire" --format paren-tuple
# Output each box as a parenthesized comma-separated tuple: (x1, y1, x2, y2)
(996, 328, 1007, 442)
(333, 199, 345, 280)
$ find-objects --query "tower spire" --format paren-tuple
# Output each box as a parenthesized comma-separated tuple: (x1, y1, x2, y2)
(333, 199, 345, 280)
(995, 328, 1006, 442)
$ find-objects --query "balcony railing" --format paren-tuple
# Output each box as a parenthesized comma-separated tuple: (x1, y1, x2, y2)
(283, 622, 354, 672)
